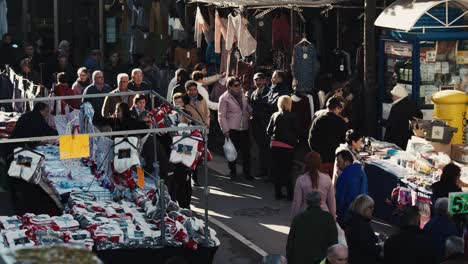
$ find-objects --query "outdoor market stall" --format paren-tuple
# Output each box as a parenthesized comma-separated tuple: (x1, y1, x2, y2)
(0, 88, 219, 264)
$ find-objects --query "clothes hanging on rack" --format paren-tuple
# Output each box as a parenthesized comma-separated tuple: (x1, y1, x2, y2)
(255, 16, 273, 66)
(291, 42, 320, 93)
(174, 47, 198, 69)
(225, 13, 257, 58)
(291, 93, 318, 142)
(214, 10, 228, 54)
(273, 50, 288, 71)
(194, 6, 212, 48)
(237, 60, 254, 92)
(331, 49, 352, 82)
(168, 17, 186, 41)
(272, 13, 291, 51)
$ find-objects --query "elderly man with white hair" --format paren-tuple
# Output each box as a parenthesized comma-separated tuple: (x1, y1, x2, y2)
(320, 244, 348, 264)
(383, 84, 422, 149)
(424, 198, 459, 262)
(82, 70, 112, 121)
(286, 191, 337, 264)
(101, 73, 134, 118)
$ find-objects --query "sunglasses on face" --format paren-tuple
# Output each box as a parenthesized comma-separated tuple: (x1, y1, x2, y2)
(233, 83, 241, 87)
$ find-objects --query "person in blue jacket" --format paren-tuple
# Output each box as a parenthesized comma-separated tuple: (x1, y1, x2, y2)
(335, 150, 368, 224)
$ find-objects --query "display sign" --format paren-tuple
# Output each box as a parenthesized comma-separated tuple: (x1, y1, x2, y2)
(456, 51, 468, 64)
(59, 134, 90, 160)
(449, 192, 468, 214)
(385, 42, 413, 57)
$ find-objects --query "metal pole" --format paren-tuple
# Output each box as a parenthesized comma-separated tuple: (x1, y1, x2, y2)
(203, 129, 210, 246)
(22, 0, 29, 42)
(290, 8, 294, 49)
(53, 0, 59, 48)
(159, 179, 166, 246)
(336, 9, 340, 49)
(150, 93, 159, 182)
(364, 0, 377, 137)
(99, 0, 105, 68)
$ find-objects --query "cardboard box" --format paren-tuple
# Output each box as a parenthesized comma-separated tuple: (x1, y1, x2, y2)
(452, 144, 468, 164)
(431, 142, 452, 156)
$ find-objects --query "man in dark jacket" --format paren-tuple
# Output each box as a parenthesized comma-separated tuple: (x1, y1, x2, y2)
(250, 72, 270, 178)
(266, 70, 290, 116)
(5, 102, 60, 216)
(128, 68, 154, 108)
(82, 70, 112, 128)
(384, 85, 422, 149)
(384, 206, 437, 264)
(101, 73, 135, 118)
(308, 96, 346, 177)
(287, 191, 338, 264)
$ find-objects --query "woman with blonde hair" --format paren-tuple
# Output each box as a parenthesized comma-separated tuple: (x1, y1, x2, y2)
(344, 194, 382, 264)
(267, 95, 299, 200)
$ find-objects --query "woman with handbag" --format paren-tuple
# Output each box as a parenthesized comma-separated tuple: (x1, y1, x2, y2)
(218, 77, 253, 180)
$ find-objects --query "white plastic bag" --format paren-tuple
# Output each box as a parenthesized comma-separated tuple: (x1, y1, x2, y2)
(336, 223, 347, 246)
(223, 138, 237, 162)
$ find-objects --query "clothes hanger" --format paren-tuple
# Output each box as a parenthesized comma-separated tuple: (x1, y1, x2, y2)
(112, 136, 138, 150)
(298, 33, 311, 46)
(171, 131, 204, 146)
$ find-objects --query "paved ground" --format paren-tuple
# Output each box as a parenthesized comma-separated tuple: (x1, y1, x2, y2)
(193, 154, 398, 264)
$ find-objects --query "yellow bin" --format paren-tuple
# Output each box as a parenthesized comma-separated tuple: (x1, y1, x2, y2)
(432, 90, 468, 144)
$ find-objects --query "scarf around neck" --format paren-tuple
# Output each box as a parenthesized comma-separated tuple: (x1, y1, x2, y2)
(229, 89, 243, 108)
(189, 95, 198, 106)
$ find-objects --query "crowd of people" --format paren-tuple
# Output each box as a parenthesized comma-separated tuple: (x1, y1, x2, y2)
(1, 34, 467, 264)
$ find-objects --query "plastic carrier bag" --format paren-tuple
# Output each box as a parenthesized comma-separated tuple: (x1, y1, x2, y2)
(223, 138, 237, 162)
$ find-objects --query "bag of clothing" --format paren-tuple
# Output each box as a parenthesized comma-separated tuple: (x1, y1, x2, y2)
(223, 138, 237, 162)
(8, 148, 45, 184)
(113, 137, 140, 173)
(169, 135, 200, 168)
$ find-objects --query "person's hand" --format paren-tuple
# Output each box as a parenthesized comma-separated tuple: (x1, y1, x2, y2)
(343, 117, 350, 123)
(220, 72, 226, 78)
(224, 131, 229, 137)
(346, 93, 354, 101)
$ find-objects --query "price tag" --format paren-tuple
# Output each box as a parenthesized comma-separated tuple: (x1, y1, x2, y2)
(137, 167, 145, 189)
(59, 134, 90, 159)
(340, 64, 344, 72)
(186, 51, 191, 58)
(303, 53, 308, 59)
(449, 192, 468, 214)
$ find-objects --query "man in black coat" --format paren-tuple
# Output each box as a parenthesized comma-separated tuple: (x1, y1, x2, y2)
(308, 96, 346, 177)
(4, 102, 60, 216)
(384, 85, 422, 149)
(287, 191, 338, 264)
(384, 206, 437, 264)
(250, 73, 270, 178)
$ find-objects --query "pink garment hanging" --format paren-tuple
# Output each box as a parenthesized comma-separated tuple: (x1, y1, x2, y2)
(225, 13, 256, 58)
(214, 10, 228, 54)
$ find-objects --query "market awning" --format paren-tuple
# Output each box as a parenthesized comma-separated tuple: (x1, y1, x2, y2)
(375, 0, 468, 31)
(190, 0, 351, 8)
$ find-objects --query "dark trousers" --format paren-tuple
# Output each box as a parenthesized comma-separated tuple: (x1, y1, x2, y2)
(228, 129, 251, 176)
(168, 164, 192, 209)
(270, 147, 294, 199)
(252, 121, 269, 177)
(142, 136, 170, 180)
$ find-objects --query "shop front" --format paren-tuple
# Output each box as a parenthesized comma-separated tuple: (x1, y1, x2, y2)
(375, 0, 468, 133)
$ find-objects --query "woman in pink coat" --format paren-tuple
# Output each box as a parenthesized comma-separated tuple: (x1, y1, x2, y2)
(291, 151, 336, 220)
(218, 77, 252, 180)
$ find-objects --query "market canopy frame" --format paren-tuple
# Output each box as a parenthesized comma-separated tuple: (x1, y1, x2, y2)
(375, 0, 468, 32)
(189, 0, 353, 8)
